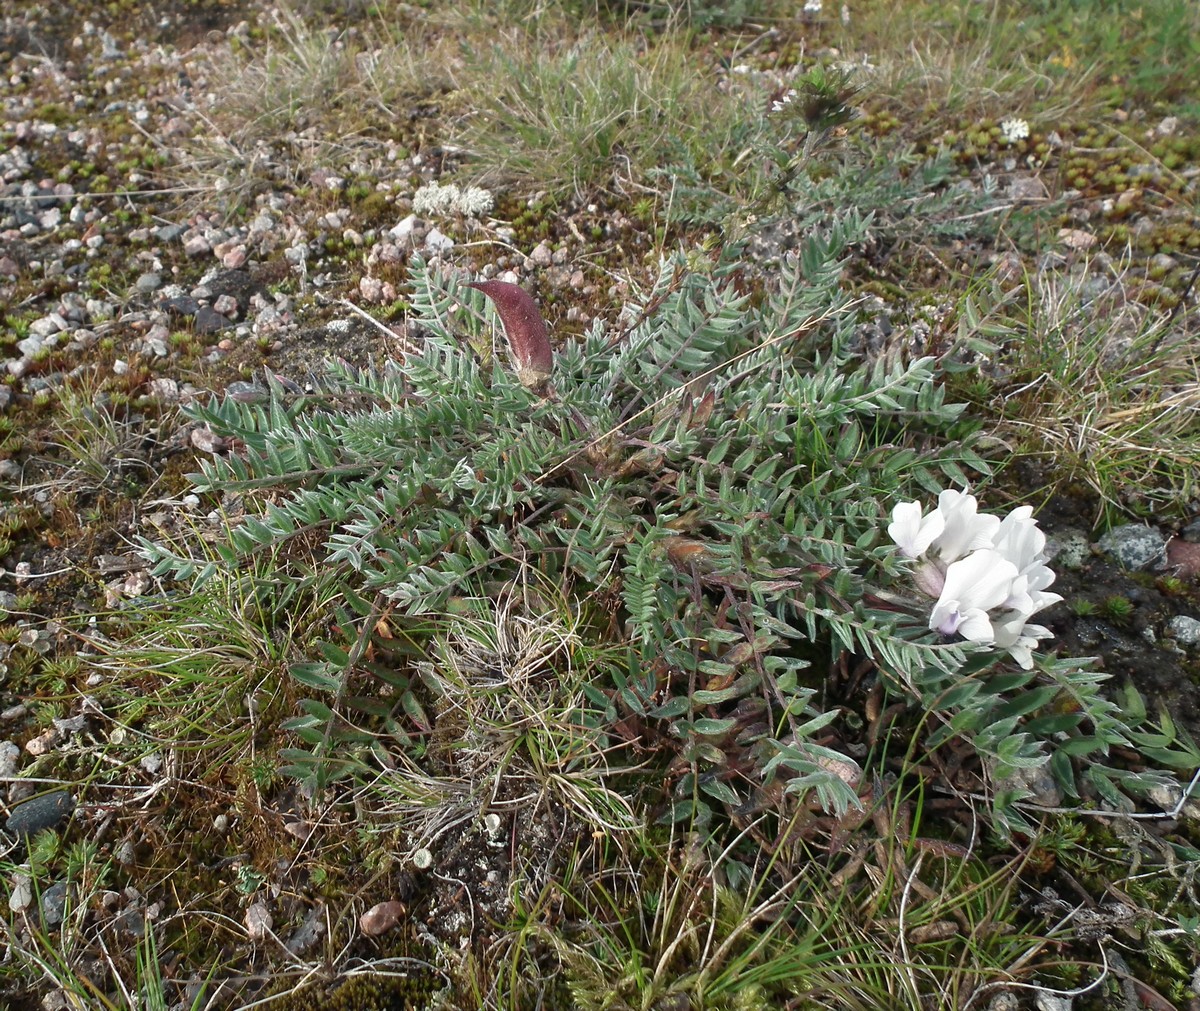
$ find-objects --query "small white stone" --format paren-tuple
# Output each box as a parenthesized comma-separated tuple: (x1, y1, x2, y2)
(424, 228, 453, 253)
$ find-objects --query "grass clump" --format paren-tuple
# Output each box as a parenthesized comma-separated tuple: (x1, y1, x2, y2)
(982, 262, 1200, 522)
(451, 31, 745, 200)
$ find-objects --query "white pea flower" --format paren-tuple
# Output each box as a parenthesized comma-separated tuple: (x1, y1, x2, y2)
(887, 499, 944, 559)
(931, 488, 1000, 563)
(929, 549, 1018, 641)
(1000, 117, 1030, 144)
(888, 490, 1061, 668)
(992, 613, 1055, 672)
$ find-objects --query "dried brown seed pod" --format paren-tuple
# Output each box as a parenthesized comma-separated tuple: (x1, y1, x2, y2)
(466, 280, 553, 389)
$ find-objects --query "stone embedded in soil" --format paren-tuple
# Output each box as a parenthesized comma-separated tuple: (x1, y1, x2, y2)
(1167, 615, 1200, 648)
(0, 741, 19, 777)
(40, 880, 69, 927)
(359, 900, 406, 936)
(183, 233, 212, 257)
(5, 790, 74, 835)
(135, 271, 162, 293)
(1097, 524, 1167, 571)
(193, 306, 231, 334)
(160, 295, 201, 317)
(1168, 538, 1200, 578)
(1046, 528, 1089, 570)
(425, 227, 453, 253)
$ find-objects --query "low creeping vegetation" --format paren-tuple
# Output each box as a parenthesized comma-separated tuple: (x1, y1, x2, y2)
(139, 228, 1195, 835)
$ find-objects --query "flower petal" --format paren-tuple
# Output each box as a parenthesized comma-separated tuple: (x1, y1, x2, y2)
(939, 549, 1019, 615)
(888, 501, 944, 558)
(934, 490, 1000, 562)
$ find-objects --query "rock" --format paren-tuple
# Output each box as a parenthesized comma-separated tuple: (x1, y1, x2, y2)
(193, 306, 231, 335)
(40, 880, 69, 927)
(5, 791, 74, 835)
(1007, 176, 1047, 201)
(529, 241, 554, 267)
(1182, 517, 1200, 543)
(389, 213, 420, 240)
(1097, 524, 1167, 570)
(1046, 528, 1089, 570)
(1057, 228, 1097, 251)
(83, 295, 110, 316)
(159, 295, 201, 317)
(0, 740, 19, 776)
(368, 242, 403, 266)
(359, 900, 405, 936)
(213, 294, 239, 317)
(183, 233, 211, 257)
(148, 378, 180, 402)
(1168, 538, 1200, 578)
(1166, 616, 1200, 648)
(359, 276, 385, 302)
(221, 244, 248, 269)
(425, 227, 453, 253)
(28, 313, 68, 337)
(135, 272, 162, 293)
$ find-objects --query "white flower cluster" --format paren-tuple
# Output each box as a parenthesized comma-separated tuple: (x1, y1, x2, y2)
(1000, 117, 1030, 145)
(771, 88, 798, 114)
(412, 181, 495, 218)
(888, 489, 1061, 669)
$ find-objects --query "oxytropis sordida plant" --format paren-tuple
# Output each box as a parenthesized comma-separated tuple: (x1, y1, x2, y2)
(141, 223, 1193, 832)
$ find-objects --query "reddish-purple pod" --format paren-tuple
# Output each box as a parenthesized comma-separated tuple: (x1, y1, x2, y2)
(467, 280, 553, 388)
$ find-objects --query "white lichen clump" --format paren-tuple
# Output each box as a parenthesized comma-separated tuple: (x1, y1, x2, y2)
(1000, 117, 1030, 145)
(412, 181, 494, 218)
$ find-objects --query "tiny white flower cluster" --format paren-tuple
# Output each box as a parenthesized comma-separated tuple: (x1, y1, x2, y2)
(1000, 117, 1030, 145)
(804, 0, 823, 12)
(888, 489, 1061, 669)
(771, 88, 799, 114)
(412, 181, 495, 218)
